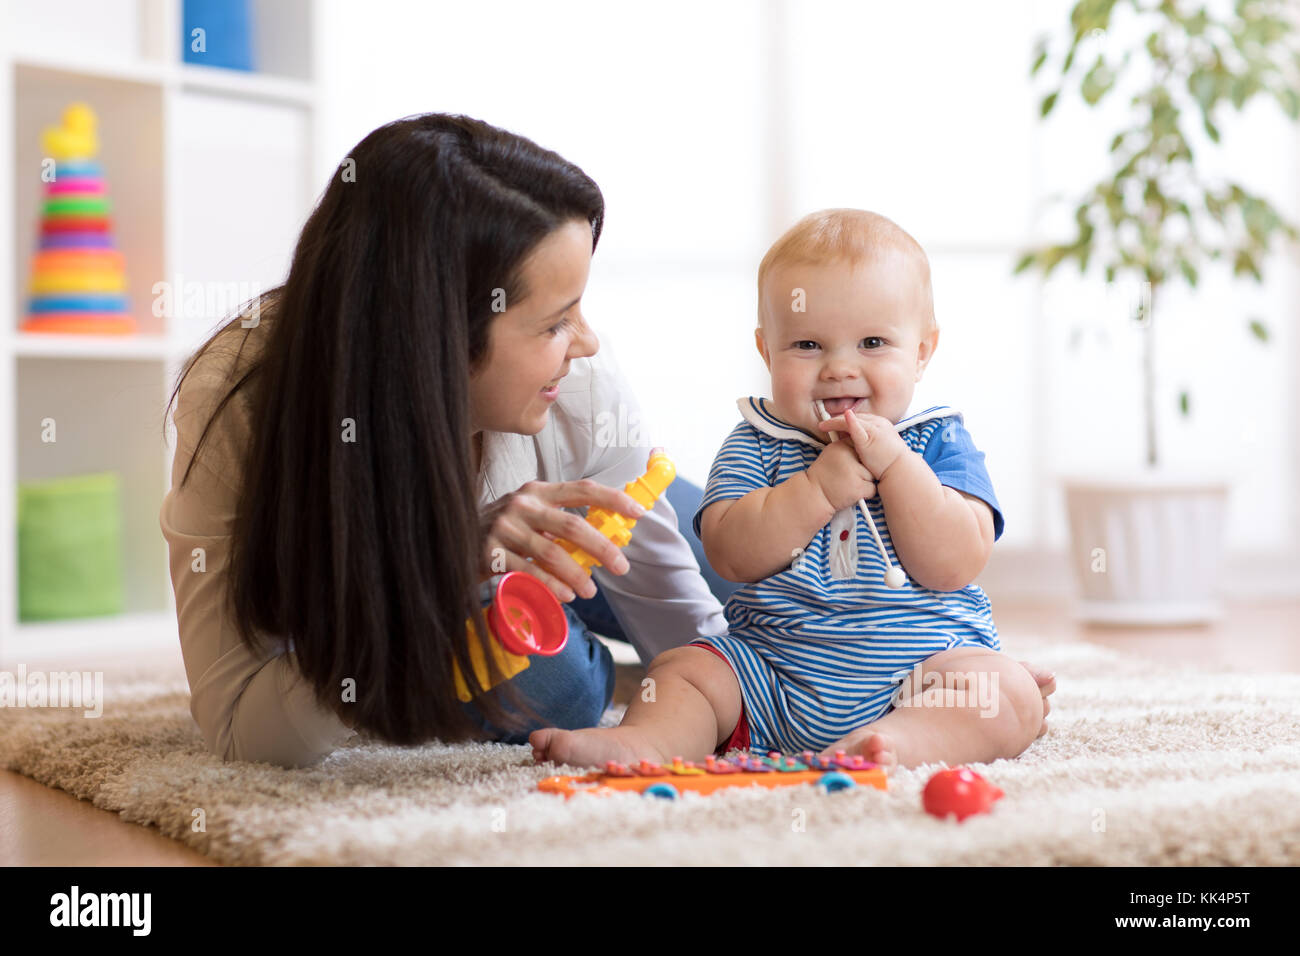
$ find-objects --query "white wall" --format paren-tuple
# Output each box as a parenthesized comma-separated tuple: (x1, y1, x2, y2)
(314, 0, 1300, 594)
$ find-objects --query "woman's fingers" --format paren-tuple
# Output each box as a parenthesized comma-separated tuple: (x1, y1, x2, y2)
(506, 552, 578, 603)
(539, 478, 647, 521)
(517, 494, 629, 580)
(492, 509, 599, 599)
(522, 481, 638, 573)
(482, 477, 645, 603)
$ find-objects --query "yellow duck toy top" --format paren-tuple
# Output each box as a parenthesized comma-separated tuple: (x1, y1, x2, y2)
(43, 103, 99, 161)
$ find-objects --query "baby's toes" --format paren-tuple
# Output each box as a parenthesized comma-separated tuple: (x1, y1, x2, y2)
(863, 732, 899, 773)
(529, 727, 560, 763)
(1020, 660, 1057, 697)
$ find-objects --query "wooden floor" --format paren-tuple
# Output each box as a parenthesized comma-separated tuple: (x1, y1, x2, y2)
(4, 598, 1299, 866)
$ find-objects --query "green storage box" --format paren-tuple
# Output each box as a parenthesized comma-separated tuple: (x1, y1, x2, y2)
(18, 471, 125, 621)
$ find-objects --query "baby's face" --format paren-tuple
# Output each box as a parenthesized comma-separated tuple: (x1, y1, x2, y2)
(756, 254, 938, 438)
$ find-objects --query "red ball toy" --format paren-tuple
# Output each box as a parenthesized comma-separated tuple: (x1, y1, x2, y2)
(922, 767, 1004, 821)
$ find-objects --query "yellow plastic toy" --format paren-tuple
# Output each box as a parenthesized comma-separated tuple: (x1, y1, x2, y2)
(454, 451, 675, 701)
(43, 102, 99, 160)
(555, 449, 676, 571)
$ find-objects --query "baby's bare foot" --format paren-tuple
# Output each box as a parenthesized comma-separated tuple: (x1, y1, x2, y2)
(820, 730, 900, 774)
(1019, 660, 1055, 738)
(856, 732, 898, 772)
(529, 725, 668, 769)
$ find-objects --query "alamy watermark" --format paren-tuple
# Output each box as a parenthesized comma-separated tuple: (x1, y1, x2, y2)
(594, 403, 649, 449)
(49, 886, 150, 935)
(151, 274, 263, 326)
(0, 664, 103, 718)
(892, 660, 999, 718)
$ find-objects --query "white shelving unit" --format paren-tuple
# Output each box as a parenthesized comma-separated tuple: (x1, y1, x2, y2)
(1, 0, 319, 659)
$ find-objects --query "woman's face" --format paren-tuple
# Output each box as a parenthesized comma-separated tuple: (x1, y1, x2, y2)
(469, 219, 599, 436)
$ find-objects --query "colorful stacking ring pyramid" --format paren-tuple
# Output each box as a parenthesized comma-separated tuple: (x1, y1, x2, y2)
(23, 103, 135, 335)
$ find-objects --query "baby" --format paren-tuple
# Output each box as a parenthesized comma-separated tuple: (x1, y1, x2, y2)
(531, 209, 1047, 772)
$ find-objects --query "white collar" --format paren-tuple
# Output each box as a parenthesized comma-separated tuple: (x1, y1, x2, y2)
(735, 397, 960, 448)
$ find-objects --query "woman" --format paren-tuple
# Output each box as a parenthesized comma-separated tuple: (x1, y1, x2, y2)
(161, 113, 729, 768)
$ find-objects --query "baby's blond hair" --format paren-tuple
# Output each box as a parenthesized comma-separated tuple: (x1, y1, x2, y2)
(757, 209, 937, 333)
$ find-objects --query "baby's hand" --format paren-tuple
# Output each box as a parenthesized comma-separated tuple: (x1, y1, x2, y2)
(817, 409, 909, 479)
(807, 434, 877, 513)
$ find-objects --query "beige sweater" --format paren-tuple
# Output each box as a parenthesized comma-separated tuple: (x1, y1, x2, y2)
(159, 319, 726, 767)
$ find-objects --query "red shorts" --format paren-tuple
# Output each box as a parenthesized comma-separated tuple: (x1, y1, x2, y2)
(690, 642, 751, 754)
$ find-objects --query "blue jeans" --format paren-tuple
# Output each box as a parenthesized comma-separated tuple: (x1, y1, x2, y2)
(463, 477, 738, 742)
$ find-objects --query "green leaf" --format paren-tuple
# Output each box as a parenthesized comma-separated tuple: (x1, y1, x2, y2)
(1178, 390, 1190, 416)
(1069, 1, 1088, 32)
(1031, 38, 1049, 76)
(1154, 106, 1181, 141)
(1071, 0, 1120, 34)
(1280, 88, 1300, 121)
(1203, 116, 1221, 142)
(1040, 91, 1060, 117)
(1233, 249, 1262, 280)
(1230, 76, 1249, 109)
(1109, 131, 1126, 152)
(1242, 197, 1274, 243)
(1189, 70, 1218, 114)
(1142, 178, 1169, 219)
(1116, 150, 1140, 179)
(1082, 54, 1116, 104)
(1102, 183, 1125, 222)
(1013, 252, 1037, 274)
(1178, 260, 1199, 286)
(1248, 318, 1269, 342)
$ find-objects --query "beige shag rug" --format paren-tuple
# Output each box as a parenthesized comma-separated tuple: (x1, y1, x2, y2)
(3, 635, 1300, 866)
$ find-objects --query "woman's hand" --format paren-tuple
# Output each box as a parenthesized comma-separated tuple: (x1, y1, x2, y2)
(479, 479, 646, 602)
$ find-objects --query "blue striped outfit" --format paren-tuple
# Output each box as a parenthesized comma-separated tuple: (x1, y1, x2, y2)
(689, 398, 1005, 754)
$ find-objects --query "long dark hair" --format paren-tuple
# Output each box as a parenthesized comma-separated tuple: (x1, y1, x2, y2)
(166, 113, 604, 745)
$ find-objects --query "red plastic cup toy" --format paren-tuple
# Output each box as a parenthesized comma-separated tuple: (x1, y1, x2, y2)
(487, 571, 568, 657)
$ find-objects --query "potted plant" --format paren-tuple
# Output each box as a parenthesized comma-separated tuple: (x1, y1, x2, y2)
(1015, 0, 1300, 625)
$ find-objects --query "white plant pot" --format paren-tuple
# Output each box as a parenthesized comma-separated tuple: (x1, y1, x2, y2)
(1062, 474, 1230, 626)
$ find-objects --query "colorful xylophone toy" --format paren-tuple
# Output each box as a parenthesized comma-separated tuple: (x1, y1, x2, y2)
(23, 102, 135, 336)
(539, 749, 888, 799)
